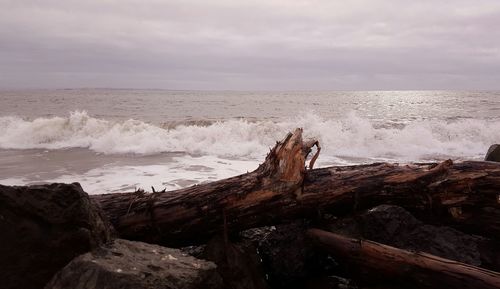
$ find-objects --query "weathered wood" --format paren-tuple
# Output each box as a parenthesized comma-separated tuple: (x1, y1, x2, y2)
(93, 128, 320, 245)
(307, 228, 500, 289)
(305, 160, 500, 239)
(92, 129, 500, 246)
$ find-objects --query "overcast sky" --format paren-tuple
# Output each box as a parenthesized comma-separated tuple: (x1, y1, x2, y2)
(1, 0, 500, 90)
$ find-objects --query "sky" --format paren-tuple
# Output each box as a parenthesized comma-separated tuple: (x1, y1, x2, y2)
(1, 0, 500, 90)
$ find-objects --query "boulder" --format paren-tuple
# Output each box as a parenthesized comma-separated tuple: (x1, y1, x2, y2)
(328, 205, 482, 266)
(485, 144, 500, 162)
(0, 183, 112, 289)
(203, 235, 270, 289)
(241, 223, 312, 288)
(45, 239, 224, 289)
(240, 221, 340, 289)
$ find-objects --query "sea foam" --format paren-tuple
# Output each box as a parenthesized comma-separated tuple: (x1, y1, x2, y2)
(0, 111, 497, 162)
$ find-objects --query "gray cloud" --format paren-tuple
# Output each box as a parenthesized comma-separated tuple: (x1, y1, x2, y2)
(1, 0, 500, 90)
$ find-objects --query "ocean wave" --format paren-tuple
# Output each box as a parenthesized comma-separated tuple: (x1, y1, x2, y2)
(0, 111, 497, 162)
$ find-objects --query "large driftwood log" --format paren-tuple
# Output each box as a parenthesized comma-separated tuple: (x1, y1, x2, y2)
(94, 128, 320, 245)
(307, 228, 500, 289)
(93, 129, 500, 246)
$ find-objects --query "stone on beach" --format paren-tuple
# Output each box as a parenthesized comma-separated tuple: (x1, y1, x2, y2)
(240, 222, 331, 289)
(203, 235, 270, 289)
(45, 239, 224, 289)
(328, 205, 482, 266)
(0, 183, 112, 289)
(485, 144, 500, 162)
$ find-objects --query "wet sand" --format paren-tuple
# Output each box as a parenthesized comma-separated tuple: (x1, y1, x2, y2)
(0, 148, 180, 181)
(0, 148, 258, 194)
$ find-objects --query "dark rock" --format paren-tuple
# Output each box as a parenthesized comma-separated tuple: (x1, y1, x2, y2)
(304, 276, 357, 289)
(328, 205, 482, 266)
(0, 183, 112, 289)
(46, 239, 224, 289)
(241, 223, 310, 288)
(477, 238, 500, 271)
(485, 144, 500, 162)
(203, 235, 269, 289)
(181, 244, 206, 259)
(241, 221, 339, 289)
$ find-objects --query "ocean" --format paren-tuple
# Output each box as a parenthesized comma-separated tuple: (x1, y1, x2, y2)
(1, 89, 499, 194)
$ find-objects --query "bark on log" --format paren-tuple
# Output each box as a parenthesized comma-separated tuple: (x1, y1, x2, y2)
(94, 128, 320, 245)
(92, 129, 500, 246)
(307, 228, 500, 289)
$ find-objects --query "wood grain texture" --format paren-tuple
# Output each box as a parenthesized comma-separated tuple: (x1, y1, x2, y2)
(307, 228, 500, 289)
(92, 129, 500, 246)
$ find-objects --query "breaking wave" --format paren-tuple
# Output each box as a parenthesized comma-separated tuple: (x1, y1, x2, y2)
(0, 111, 498, 162)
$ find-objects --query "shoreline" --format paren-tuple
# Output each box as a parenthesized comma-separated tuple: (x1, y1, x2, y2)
(2, 130, 500, 288)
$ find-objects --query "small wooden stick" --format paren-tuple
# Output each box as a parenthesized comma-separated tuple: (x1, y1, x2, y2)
(303, 139, 321, 169)
(309, 142, 321, 169)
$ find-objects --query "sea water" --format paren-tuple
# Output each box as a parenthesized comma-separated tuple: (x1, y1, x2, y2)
(1, 89, 499, 194)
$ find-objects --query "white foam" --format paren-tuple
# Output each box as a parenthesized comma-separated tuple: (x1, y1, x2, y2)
(0, 111, 497, 163)
(0, 155, 260, 194)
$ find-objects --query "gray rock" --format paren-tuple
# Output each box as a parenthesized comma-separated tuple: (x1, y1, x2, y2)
(328, 205, 482, 266)
(485, 144, 500, 162)
(46, 239, 224, 289)
(0, 183, 112, 289)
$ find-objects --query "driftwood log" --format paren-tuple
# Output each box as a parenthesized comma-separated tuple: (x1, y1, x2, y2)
(307, 229, 500, 289)
(93, 128, 500, 246)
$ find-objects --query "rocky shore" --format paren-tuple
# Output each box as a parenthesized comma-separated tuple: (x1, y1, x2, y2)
(1, 182, 499, 289)
(1, 142, 500, 289)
